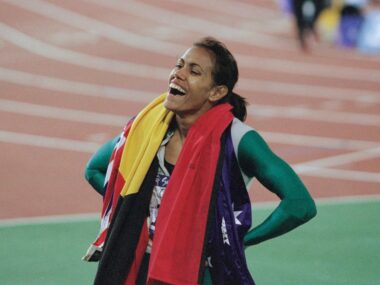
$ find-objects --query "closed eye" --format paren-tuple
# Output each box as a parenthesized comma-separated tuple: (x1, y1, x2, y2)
(175, 58, 184, 69)
(191, 70, 201, 75)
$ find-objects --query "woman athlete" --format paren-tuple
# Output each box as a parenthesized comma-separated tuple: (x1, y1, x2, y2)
(84, 37, 317, 285)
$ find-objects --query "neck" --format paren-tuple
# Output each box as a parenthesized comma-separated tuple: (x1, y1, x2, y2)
(174, 114, 193, 139)
(173, 103, 215, 138)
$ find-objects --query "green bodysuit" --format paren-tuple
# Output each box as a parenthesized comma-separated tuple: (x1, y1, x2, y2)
(85, 118, 316, 258)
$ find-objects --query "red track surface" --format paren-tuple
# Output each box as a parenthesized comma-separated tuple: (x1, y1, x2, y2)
(1, 0, 379, 219)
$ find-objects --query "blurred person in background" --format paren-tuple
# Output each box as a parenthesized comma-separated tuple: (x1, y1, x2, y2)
(83, 37, 317, 285)
(357, 0, 380, 53)
(340, 0, 368, 17)
(337, 0, 368, 47)
(291, 0, 330, 51)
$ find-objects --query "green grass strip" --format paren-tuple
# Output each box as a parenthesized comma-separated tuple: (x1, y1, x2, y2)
(0, 199, 379, 285)
(247, 200, 380, 285)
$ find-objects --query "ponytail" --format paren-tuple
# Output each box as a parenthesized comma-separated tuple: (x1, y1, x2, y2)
(216, 92, 248, 121)
(229, 92, 247, 121)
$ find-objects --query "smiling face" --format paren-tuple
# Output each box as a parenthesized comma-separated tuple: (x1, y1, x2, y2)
(164, 47, 225, 118)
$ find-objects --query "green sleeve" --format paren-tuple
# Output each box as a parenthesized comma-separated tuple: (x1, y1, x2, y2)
(84, 136, 119, 196)
(238, 130, 317, 246)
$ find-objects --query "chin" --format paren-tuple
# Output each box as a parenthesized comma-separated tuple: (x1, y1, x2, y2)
(163, 99, 175, 112)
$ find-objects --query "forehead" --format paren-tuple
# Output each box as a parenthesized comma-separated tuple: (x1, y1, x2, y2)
(179, 47, 215, 70)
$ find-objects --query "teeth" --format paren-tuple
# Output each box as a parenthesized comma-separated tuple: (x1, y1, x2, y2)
(169, 82, 186, 94)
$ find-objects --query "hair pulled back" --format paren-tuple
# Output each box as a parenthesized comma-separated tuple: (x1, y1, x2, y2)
(193, 37, 247, 121)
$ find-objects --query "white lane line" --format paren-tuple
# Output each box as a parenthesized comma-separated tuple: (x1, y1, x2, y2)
(1, 20, 379, 100)
(1, 129, 378, 183)
(80, 0, 380, 82)
(238, 78, 379, 103)
(86, 0, 296, 51)
(0, 23, 169, 81)
(294, 146, 380, 170)
(0, 99, 129, 126)
(102, 0, 380, 83)
(2, 99, 379, 150)
(88, 0, 380, 62)
(164, 0, 279, 19)
(260, 131, 379, 150)
(249, 104, 380, 126)
(0, 66, 158, 102)
(315, 194, 380, 205)
(1, 195, 380, 228)
(255, 194, 380, 209)
(4, 0, 295, 54)
(1, 69, 379, 126)
(0, 213, 99, 228)
(236, 53, 380, 84)
(1, 98, 378, 151)
(297, 167, 380, 183)
(0, 130, 101, 153)
(7, 0, 380, 81)
(3, 0, 182, 56)
(1, 56, 379, 104)
(160, 0, 282, 35)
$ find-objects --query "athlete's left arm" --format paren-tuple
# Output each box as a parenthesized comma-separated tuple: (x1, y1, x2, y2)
(238, 130, 317, 246)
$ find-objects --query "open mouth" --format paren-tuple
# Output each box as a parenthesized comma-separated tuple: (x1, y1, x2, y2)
(169, 82, 186, 96)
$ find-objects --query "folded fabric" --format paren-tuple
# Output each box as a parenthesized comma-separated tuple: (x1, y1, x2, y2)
(83, 94, 172, 262)
(148, 103, 234, 285)
(86, 93, 241, 284)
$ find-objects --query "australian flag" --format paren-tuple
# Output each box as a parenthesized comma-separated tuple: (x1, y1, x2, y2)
(205, 132, 255, 285)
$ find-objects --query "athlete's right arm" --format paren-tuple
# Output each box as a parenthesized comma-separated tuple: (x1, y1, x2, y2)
(84, 136, 119, 196)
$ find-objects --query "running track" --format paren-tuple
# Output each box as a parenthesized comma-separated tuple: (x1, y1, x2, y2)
(1, 0, 379, 219)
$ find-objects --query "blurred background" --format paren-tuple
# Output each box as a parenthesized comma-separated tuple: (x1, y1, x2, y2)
(1, 0, 379, 284)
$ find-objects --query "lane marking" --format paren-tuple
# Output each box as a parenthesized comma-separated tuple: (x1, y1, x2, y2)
(254, 194, 380, 210)
(164, 0, 279, 19)
(260, 132, 379, 150)
(237, 54, 380, 84)
(249, 104, 380, 126)
(0, 6, 380, 83)
(1, 129, 379, 183)
(0, 99, 128, 126)
(296, 167, 380, 183)
(91, 0, 380, 82)
(0, 23, 168, 81)
(1, 195, 379, 228)
(1, 81, 379, 127)
(238, 78, 379, 103)
(294, 146, 380, 170)
(0, 66, 158, 102)
(89, 0, 296, 51)
(2, 24, 379, 103)
(4, 0, 295, 53)
(3, 0, 182, 56)
(159, 0, 380, 62)
(0, 123, 377, 154)
(0, 130, 101, 153)
(0, 213, 99, 228)
(1, 98, 379, 151)
(314, 194, 380, 205)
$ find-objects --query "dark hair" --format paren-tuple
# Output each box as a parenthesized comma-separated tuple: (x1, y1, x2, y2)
(193, 37, 248, 121)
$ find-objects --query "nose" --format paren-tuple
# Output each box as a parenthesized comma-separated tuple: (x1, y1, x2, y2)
(173, 66, 186, 80)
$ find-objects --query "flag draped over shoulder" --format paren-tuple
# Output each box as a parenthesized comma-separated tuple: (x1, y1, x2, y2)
(85, 93, 237, 285)
(82, 93, 173, 264)
(148, 102, 234, 285)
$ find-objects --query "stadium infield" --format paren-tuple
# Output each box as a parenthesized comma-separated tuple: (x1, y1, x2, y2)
(1, 197, 379, 285)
